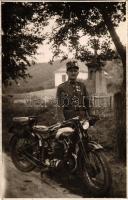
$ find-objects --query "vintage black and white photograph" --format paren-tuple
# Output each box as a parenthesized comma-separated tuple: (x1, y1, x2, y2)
(2, 1, 127, 198)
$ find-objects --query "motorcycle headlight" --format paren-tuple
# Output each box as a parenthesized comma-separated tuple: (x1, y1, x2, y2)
(82, 120, 89, 130)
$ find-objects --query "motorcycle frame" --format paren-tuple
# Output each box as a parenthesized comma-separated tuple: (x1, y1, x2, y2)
(9, 116, 103, 170)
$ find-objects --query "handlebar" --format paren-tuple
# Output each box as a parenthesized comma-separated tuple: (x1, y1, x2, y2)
(49, 115, 100, 130)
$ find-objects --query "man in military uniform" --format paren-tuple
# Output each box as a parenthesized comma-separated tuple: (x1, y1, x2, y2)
(56, 60, 90, 122)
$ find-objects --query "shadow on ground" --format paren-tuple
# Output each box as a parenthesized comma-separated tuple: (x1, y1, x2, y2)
(41, 169, 111, 198)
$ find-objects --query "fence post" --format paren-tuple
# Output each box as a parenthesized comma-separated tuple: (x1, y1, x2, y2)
(94, 96, 95, 115)
(110, 96, 112, 109)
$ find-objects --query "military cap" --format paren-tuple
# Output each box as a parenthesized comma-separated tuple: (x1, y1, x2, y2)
(66, 61, 79, 71)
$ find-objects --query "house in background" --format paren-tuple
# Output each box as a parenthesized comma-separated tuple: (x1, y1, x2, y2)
(54, 61, 88, 87)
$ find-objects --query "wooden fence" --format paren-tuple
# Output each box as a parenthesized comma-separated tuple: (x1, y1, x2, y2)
(90, 95, 114, 117)
(3, 93, 114, 118)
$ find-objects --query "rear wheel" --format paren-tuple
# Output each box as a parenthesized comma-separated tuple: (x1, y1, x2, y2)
(80, 150, 112, 196)
(10, 136, 36, 172)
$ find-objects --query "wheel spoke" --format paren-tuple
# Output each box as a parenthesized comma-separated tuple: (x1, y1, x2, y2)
(14, 138, 35, 168)
(80, 149, 111, 195)
(84, 151, 106, 188)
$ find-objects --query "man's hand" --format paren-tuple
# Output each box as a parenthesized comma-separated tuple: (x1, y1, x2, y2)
(88, 114, 100, 126)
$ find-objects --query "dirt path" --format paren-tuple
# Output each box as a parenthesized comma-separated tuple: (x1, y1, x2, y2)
(2, 151, 126, 198)
(3, 153, 84, 198)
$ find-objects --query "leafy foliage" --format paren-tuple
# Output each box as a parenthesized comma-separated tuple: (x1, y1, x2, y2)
(2, 2, 126, 85)
(2, 2, 47, 85)
(43, 2, 125, 65)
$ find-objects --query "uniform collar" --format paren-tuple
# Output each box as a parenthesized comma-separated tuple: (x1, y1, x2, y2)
(68, 80, 77, 85)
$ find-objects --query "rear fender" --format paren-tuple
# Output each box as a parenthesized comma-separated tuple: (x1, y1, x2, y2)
(9, 125, 16, 134)
(9, 134, 18, 147)
(88, 141, 103, 151)
(9, 124, 30, 138)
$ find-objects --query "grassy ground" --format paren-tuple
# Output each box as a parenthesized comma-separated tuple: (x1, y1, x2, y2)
(2, 96, 126, 197)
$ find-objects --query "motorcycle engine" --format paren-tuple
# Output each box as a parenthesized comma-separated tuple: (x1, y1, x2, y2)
(43, 139, 66, 169)
(46, 139, 77, 172)
(52, 140, 65, 159)
(44, 127, 76, 171)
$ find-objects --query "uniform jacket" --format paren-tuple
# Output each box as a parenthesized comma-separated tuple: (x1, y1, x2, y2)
(56, 80, 90, 120)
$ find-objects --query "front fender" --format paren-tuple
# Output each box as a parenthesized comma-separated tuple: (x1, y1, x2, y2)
(88, 141, 103, 151)
(9, 124, 30, 138)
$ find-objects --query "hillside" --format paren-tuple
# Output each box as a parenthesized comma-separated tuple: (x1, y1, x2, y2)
(3, 59, 123, 94)
(3, 60, 63, 93)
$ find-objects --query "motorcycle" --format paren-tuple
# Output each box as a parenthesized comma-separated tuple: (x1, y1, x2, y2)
(9, 115, 112, 196)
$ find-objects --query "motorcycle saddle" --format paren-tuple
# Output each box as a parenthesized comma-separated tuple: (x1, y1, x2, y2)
(12, 117, 29, 124)
(12, 116, 37, 124)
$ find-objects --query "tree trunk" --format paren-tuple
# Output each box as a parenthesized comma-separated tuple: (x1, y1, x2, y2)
(101, 11, 126, 89)
(101, 11, 126, 162)
(114, 92, 126, 162)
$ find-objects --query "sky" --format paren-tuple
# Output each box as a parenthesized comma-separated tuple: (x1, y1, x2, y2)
(35, 21, 127, 63)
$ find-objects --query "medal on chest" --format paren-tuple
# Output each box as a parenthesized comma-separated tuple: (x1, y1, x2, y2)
(76, 85, 81, 92)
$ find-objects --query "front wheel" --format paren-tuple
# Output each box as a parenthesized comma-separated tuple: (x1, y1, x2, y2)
(10, 136, 36, 172)
(80, 150, 112, 196)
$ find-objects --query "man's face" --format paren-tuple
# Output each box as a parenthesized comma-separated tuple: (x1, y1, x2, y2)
(67, 68, 79, 81)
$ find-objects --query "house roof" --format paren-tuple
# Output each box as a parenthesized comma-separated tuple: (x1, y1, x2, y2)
(55, 61, 88, 73)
